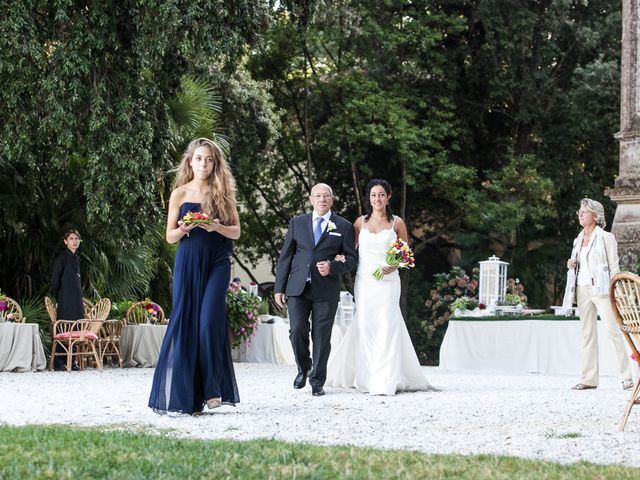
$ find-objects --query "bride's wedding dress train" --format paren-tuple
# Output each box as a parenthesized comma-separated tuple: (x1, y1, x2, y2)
(326, 219, 431, 395)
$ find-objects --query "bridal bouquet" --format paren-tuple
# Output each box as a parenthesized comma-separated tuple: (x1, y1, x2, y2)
(180, 211, 211, 225)
(372, 239, 415, 280)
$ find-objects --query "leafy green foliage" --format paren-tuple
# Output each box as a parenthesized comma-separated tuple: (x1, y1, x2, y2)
(451, 0, 622, 307)
(0, 1, 270, 303)
(245, 0, 471, 287)
(111, 299, 135, 320)
(218, 67, 286, 273)
(450, 296, 479, 314)
(465, 152, 555, 237)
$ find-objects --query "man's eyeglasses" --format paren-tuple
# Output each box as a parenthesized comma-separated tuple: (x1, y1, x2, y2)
(312, 194, 332, 199)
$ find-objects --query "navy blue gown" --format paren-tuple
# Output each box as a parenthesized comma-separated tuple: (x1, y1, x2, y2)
(149, 202, 239, 414)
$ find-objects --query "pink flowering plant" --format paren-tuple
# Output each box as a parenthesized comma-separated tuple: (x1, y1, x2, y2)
(423, 269, 530, 339)
(423, 266, 479, 340)
(0, 289, 11, 321)
(226, 283, 260, 348)
(499, 278, 528, 307)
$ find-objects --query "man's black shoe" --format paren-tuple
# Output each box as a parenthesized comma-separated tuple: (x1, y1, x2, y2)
(293, 371, 308, 389)
(311, 386, 325, 396)
(71, 362, 81, 371)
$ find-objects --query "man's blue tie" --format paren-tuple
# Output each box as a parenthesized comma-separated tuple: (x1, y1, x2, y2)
(314, 217, 324, 245)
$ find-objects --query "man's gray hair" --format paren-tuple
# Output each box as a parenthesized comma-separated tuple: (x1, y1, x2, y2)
(310, 183, 333, 195)
(580, 198, 607, 228)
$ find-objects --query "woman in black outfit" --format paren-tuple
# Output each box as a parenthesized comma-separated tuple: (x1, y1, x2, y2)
(51, 229, 84, 370)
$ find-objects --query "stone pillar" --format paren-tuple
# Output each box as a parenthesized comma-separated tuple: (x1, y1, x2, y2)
(605, 0, 640, 270)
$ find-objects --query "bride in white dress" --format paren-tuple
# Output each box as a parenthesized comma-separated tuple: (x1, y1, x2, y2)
(326, 179, 431, 395)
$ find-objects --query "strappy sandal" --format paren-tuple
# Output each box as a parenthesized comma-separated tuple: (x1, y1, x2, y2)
(622, 378, 634, 391)
(206, 397, 222, 409)
(571, 383, 597, 390)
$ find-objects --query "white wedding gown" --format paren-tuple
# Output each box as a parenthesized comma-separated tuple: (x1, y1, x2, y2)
(326, 218, 431, 395)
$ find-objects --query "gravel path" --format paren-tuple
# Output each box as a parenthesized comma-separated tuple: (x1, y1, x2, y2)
(1, 364, 639, 467)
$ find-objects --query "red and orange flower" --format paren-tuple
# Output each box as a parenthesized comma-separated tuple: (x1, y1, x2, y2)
(145, 302, 159, 315)
(180, 211, 211, 225)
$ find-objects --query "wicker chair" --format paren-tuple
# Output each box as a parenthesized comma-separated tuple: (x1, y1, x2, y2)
(86, 298, 112, 368)
(609, 272, 640, 431)
(0, 296, 24, 323)
(49, 318, 104, 371)
(44, 296, 57, 323)
(124, 300, 166, 325)
(98, 319, 123, 368)
(49, 298, 111, 371)
(92, 298, 111, 321)
(83, 298, 95, 318)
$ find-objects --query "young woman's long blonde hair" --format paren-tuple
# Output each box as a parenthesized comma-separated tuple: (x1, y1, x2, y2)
(173, 138, 238, 225)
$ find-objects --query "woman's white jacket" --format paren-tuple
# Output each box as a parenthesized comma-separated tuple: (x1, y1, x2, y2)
(562, 226, 619, 312)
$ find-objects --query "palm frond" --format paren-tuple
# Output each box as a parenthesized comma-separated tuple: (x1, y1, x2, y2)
(168, 75, 228, 156)
(18, 296, 51, 356)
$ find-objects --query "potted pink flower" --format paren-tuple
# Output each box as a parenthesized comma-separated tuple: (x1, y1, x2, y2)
(144, 301, 160, 324)
(226, 286, 260, 348)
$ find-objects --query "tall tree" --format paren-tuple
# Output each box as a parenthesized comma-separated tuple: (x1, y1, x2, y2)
(451, 0, 622, 304)
(246, 0, 470, 264)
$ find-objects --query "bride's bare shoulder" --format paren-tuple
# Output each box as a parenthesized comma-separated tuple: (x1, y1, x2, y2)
(354, 216, 364, 228)
(393, 216, 409, 242)
(393, 215, 406, 226)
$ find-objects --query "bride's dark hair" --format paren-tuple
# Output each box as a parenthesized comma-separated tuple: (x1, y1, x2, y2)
(364, 179, 394, 222)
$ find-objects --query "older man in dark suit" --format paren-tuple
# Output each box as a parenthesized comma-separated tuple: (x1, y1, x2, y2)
(275, 183, 357, 396)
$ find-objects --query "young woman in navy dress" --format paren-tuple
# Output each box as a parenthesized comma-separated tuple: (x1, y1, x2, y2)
(149, 138, 241, 415)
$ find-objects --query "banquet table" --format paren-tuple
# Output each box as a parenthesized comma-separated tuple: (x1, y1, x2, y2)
(120, 324, 167, 367)
(0, 323, 47, 372)
(439, 318, 633, 375)
(239, 320, 348, 365)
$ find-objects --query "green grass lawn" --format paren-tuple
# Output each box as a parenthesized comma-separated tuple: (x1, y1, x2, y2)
(0, 425, 638, 479)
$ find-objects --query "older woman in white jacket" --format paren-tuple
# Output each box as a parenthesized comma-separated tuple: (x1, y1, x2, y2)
(562, 198, 633, 391)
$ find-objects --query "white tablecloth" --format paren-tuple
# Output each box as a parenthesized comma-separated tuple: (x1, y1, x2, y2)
(0, 323, 47, 372)
(120, 324, 167, 367)
(439, 319, 634, 375)
(239, 321, 348, 365)
(119, 321, 348, 367)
